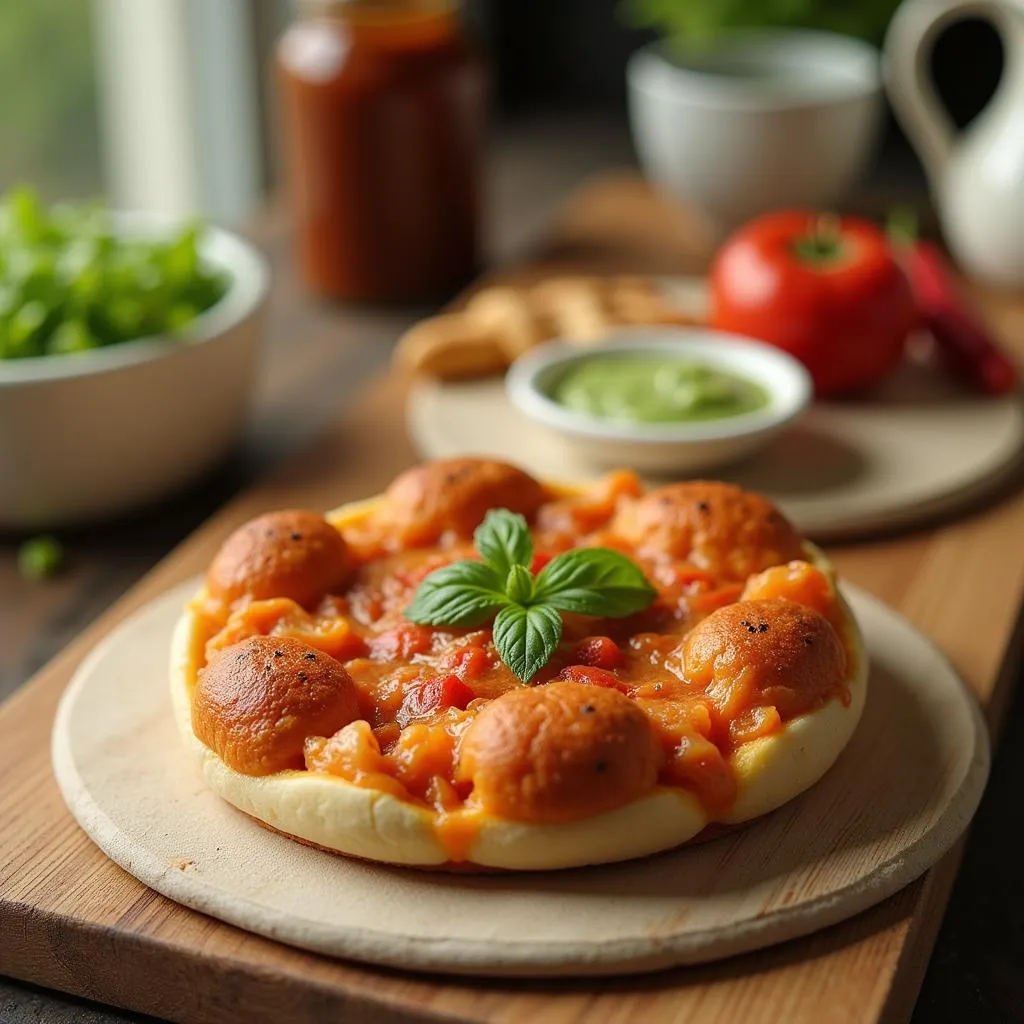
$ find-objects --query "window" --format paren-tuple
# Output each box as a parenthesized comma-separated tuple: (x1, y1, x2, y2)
(0, 0, 103, 199)
(1, 0, 272, 221)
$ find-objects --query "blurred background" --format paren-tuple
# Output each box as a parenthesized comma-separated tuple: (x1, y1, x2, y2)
(1, 0, 1003, 218)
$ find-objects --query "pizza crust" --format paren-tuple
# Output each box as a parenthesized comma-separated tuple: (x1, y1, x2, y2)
(169, 496, 867, 871)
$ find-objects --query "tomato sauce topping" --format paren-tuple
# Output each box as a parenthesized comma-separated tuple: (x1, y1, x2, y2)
(193, 461, 853, 848)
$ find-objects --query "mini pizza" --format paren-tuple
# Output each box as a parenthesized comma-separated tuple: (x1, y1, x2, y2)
(171, 458, 867, 870)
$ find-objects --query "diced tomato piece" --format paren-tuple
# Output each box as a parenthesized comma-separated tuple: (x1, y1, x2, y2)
(444, 644, 492, 680)
(689, 584, 744, 617)
(530, 551, 554, 574)
(673, 569, 718, 591)
(574, 636, 625, 670)
(396, 675, 475, 729)
(370, 623, 435, 660)
(318, 627, 369, 663)
(740, 562, 838, 624)
(558, 664, 631, 694)
(537, 471, 644, 535)
(438, 674, 475, 709)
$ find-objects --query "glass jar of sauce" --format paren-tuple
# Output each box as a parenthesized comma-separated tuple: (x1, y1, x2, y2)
(277, 0, 485, 302)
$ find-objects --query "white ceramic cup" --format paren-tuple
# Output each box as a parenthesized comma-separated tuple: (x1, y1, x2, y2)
(627, 29, 884, 232)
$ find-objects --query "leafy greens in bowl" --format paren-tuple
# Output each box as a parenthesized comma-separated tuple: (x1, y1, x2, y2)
(0, 192, 268, 530)
(0, 186, 230, 361)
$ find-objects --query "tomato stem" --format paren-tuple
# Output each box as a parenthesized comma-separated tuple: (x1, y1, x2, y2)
(792, 213, 845, 265)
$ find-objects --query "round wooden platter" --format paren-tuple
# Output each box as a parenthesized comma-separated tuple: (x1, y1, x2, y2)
(407, 278, 1024, 541)
(51, 580, 989, 978)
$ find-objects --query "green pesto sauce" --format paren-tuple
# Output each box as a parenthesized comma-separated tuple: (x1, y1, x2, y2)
(550, 355, 770, 424)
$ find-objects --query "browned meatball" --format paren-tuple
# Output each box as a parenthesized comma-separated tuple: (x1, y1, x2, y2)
(379, 458, 548, 547)
(456, 681, 662, 823)
(206, 510, 353, 609)
(192, 635, 361, 776)
(679, 598, 847, 722)
(611, 481, 803, 579)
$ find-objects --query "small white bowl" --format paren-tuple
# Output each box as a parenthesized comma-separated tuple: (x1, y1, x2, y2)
(0, 214, 269, 530)
(505, 328, 812, 474)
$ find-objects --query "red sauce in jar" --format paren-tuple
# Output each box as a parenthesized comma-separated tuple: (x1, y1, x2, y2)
(276, 0, 484, 301)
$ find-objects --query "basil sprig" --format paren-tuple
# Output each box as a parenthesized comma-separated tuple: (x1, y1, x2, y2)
(404, 509, 656, 682)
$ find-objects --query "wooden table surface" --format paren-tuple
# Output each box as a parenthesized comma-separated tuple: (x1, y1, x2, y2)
(1, 119, 1023, 1023)
(0, 117, 642, 1024)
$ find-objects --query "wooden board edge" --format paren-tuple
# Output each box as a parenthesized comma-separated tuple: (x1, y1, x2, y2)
(0, 901, 471, 1024)
(876, 607, 1024, 1020)
(877, 841, 968, 1024)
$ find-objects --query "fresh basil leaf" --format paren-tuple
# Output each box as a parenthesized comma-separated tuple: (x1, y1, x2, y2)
(533, 548, 656, 617)
(493, 603, 563, 683)
(404, 560, 509, 627)
(505, 563, 534, 605)
(473, 508, 533, 580)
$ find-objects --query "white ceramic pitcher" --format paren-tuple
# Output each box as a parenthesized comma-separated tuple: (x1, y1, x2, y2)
(885, 0, 1024, 288)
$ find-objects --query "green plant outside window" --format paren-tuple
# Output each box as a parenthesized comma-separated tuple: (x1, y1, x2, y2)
(621, 0, 902, 45)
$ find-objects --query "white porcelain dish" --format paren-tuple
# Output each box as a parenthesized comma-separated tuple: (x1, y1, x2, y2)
(0, 215, 269, 530)
(504, 328, 812, 474)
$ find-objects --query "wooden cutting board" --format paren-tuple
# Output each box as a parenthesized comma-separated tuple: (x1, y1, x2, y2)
(49, 580, 989, 976)
(3, 174, 1024, 1023)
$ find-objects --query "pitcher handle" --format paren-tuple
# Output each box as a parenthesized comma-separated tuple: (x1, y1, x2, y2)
(883, 0, 1007, 187)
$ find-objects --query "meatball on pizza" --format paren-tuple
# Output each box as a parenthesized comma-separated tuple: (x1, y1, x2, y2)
(171, 458, 867, 870)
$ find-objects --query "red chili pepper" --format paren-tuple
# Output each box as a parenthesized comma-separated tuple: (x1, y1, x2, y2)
(890, 211, 1018, 395)
(396, 674, 475, 728)
(573, 636, 625, 670)
(558, 664, 631, 693)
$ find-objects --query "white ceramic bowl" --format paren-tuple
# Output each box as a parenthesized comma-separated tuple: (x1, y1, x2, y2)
(0, 216, 269, 530)
(505, 328, 812, 474)
(627, 29, 884, 232)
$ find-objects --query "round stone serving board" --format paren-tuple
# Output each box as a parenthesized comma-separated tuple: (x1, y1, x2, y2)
(407, 278, 1024, 540)
(52, 580, 989, 978)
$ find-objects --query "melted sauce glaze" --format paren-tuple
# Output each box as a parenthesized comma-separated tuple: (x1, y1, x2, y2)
(193, 471, 852, 858)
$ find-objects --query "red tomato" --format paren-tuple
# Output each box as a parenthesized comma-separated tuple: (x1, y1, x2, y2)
(558, 665, 631, 694)
(444, 644, 492, 680)
(370, 623, 434, 660)
(710, 211, 919, 397)
(396, 674, 475, 728)
(573, 636, 625, 670)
